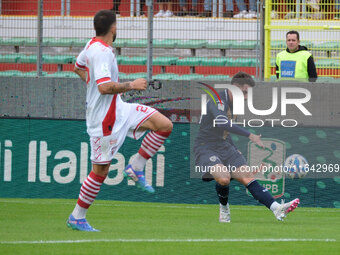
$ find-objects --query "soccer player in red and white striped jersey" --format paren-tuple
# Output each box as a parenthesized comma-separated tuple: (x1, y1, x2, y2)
(67, 10, 172, 232)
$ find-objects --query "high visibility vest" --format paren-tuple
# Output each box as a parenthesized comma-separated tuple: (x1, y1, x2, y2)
(276, 50, 311, 81)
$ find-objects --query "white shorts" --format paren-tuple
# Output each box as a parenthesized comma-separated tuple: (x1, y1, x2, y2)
(90, 103, 158, 164)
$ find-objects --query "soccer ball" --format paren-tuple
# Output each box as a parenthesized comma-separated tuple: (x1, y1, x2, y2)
(284, 154, 308, 179)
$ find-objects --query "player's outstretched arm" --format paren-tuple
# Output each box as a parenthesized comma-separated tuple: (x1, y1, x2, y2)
(98, 78, 147, 95)
(249, 133, 265, 148)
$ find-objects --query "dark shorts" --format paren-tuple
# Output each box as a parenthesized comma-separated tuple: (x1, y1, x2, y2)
(194, 142, 247, 181)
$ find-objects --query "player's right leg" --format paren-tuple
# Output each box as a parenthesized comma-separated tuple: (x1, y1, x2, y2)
(232, 166, 299, 221)
(210, 165, 231, 223)
(272, 198, 300, 221)
(67, 135, 118, 231)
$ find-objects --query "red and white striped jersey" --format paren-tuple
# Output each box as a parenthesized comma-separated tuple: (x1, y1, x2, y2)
(75, 37, 125, 137)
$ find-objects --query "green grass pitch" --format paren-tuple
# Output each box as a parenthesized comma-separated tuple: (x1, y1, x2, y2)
(0, 198, 339, 255)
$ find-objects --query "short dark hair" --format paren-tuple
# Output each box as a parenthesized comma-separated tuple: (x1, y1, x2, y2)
(94, 10, 116, 36)
(231, 71, 255, 87)
(286, 30, 300, 40)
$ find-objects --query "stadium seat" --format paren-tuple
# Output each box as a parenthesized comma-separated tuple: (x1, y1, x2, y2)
(125, 39, 148, 48)
(120, 56, 147, 65)
(315, 59, 335, 67)
(271, 40, 286, 49)
(153, 56, 179, 66)
(48, 38, 76, 47)
(176, 57, 206, 66)
(118, 72, 130, 80)
(314, 42, 339, 51)
(176, 40, 208, 49)
(0, 37, 26, 46)
(226, 58, 256, 67)
(334, 60, 340, 68)
(270, 58, 276, 67)
(301, 41, 314, 49)
(153, 39, 179, 48)
(152, 73, 180, 80)
(73, 38, 91, 47)
(42, 37, 54, 46)
(114, 38, 129, 48)
(243, 58, 257, 67)
(206, 40, 233, 49)
(201, 57, 227, 66)
(22, 71, 47, 77)
(47, 71, 78, 77)
(18, 54, 37, 63)
(0, 37, 37, 47)
(116, 55, 126, 64)
(127, 72, 148, 79)
(0, 54, 21, 63)
(0, 37, 80, 47)
(43, 37, 76, 47)
(0, 70, 23, 76)
(230, 40, 258, 49)
(202, 75, 230, 81)
(43, 55, 76, 64)
(175, 74, 205, 80)
(24, 38, 38, 46)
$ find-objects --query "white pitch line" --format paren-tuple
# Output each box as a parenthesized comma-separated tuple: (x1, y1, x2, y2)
(0, 199, 210, 210)
(1, 199, 340, 213)
(1, 199, 340, 214)
(0, 238, 337, 244)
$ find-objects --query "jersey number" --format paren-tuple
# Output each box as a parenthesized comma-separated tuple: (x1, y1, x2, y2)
(136, 105, 148, 113)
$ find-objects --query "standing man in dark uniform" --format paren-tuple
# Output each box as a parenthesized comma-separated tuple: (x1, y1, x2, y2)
(194, 72, 300, 223)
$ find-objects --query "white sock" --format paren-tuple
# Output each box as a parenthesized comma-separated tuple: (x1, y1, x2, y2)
(270, 201, 280, 212)
(131, 153, 148, 171)
(220, 203, 229, 209)
(72, 204, 87, 219)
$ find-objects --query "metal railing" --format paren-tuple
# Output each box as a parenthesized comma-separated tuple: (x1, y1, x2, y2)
(0, 0, 339, 81)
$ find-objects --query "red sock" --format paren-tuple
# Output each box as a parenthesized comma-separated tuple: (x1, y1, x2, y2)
(138, 130, 171, 159)
(77, 171, 106, 209)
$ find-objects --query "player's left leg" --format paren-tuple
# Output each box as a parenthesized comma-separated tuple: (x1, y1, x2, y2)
(232, 167, 299, 221)
(195, 144, 232, 223)
(233, 168, 277, 208)
(67, 163, 110, 232)
(68, 133, 128, 232)
(124, 111, 173, 193)
(139, 111, 173, 132)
